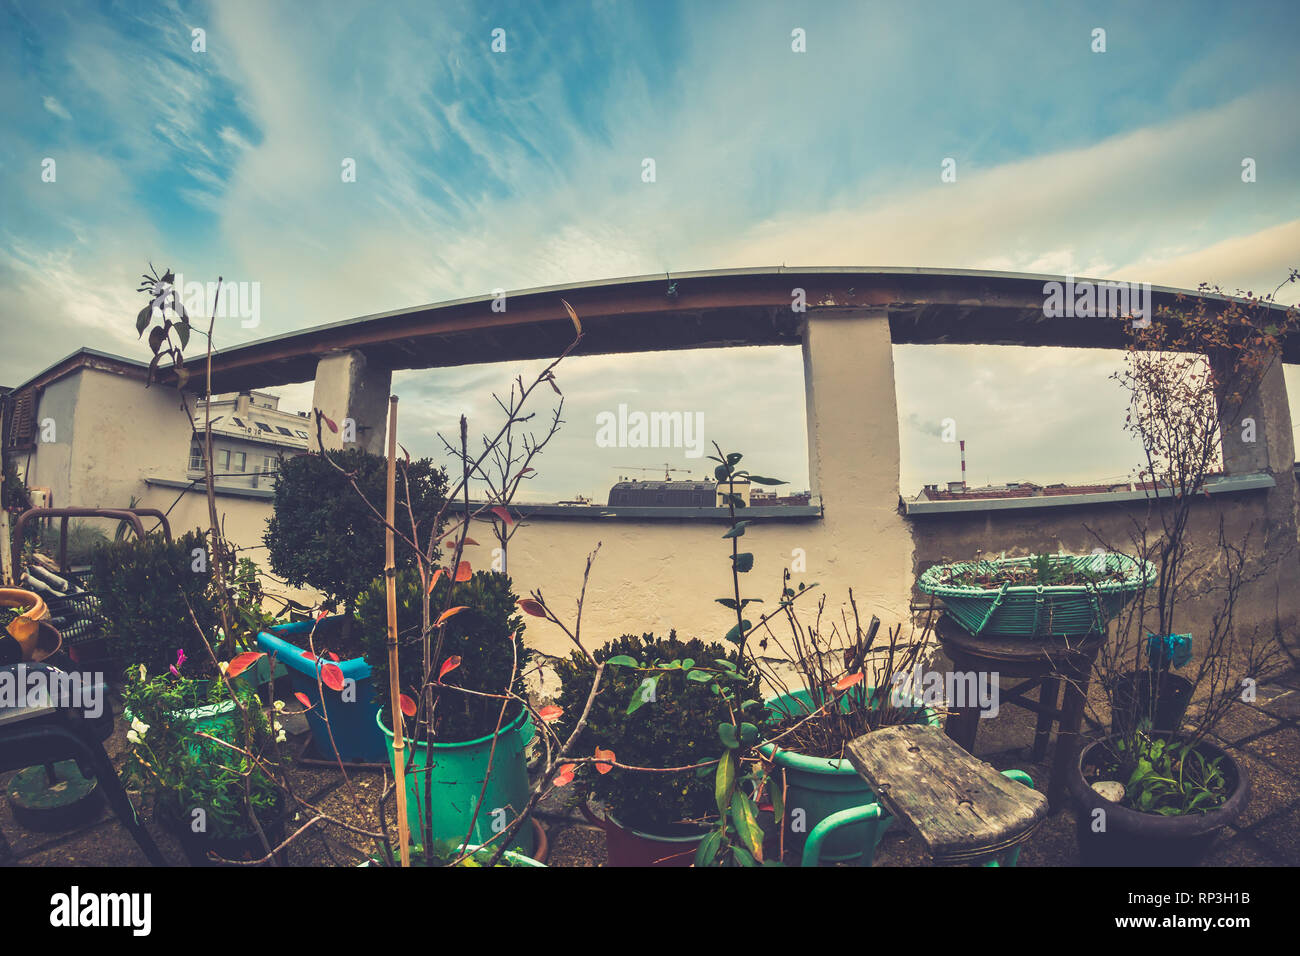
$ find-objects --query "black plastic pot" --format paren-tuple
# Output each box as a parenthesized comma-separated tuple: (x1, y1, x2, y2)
(1067, 734, 1247, 867)
(155, 792, 288, 866)
(1111, 671, 1194, 736)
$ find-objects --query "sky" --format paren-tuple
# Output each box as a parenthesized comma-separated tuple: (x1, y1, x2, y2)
(2, 0, 1298, 501)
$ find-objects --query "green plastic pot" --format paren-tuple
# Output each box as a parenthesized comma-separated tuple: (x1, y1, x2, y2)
(758, 689, 940, 863)
(378, 707, 536, 856)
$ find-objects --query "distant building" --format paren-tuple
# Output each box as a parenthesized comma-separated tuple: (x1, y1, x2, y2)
(914, 478, 1138, 502)
(190, 391, 311, 491)
(607, 477, 811, 508)
(608, 479, 719, 508)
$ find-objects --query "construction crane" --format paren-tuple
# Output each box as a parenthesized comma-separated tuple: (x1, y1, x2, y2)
(616, 464, 693, 481)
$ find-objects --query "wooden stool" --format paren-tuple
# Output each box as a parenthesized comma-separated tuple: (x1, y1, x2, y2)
(936, 617, 1102, 807)
(845, 725, 1048, 865)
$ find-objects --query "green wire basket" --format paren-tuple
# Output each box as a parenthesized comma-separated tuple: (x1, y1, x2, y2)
(917, 552, 1155, 638)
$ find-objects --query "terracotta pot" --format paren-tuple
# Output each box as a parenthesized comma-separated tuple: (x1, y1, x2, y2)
(0, 587, 61, 664)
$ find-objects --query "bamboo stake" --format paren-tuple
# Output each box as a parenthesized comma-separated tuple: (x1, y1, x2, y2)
(384, 395, 410, 867)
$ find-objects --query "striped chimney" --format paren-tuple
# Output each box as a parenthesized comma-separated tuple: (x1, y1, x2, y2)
(960, 439, 967, 490)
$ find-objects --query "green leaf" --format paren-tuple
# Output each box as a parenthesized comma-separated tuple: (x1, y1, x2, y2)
(771, 773, 785, 819)
(694, 828, 723, 867)
(723, 621, 751, 644)
(732, 553, 754, 573)
(726, 453, 743, 465)
(718, 722, 740, 749)
(722, 521, 752, 539)
(730, 791, 763, 858)
(687, 669, 713, 683)
(715, 753, 736, 815)
(732, 844, 757, 867)
(605, 655, 639, 668)
(626, 675, 658, 714)
(713, 659, 737, 671)
(746, 475, 787, 486)
(715, 598, 738, 609)
(714, 464, 730, 481)
(136, 305, 153, 336)
(739, 722, 759, 746)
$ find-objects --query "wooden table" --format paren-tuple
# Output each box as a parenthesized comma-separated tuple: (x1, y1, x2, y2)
(936, 617, 1103, 807)
(847, 724, 1048, 865)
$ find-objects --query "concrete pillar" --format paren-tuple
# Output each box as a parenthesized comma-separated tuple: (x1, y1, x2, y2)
(1217, 354, 1294, 476)
(801, 308, 915, 622)
(1212, 350, 1300, 651)
(310, 350, 391, 455)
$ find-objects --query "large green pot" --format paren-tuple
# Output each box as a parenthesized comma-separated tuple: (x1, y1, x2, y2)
(377, 707, 536, 856)
(758, 689, 939, 863)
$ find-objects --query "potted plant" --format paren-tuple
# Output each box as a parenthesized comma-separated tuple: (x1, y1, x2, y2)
(259, 448, 446, 761)
(0, 587, 60, 663)
(357, 567, 538, 858)
(554, 631, 757, 866)
(1070, 278, 1297, 866)
(754, 578, 940, 863)
(1111, 632, 1194, 736)
(121, 665, 289, 866)
(917, 551, 1154, 638)
(264, 447, 447, 641)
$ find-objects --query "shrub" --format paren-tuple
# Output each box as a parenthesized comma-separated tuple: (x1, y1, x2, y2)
(553, 632, 758, 834)
(356, 568, 528, 742)
(264, 448, 448, 617)
(91, 530, 219, 678)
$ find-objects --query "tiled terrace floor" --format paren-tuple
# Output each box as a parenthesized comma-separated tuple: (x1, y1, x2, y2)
(3, 668, 1298, 867)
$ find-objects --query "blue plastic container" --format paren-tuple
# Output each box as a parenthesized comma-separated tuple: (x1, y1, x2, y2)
(256, 618, 386, 763)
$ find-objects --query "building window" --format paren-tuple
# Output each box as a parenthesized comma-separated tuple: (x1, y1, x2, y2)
(263, 456, 275, 474)
(231, 451, 246, 473)
(217, 449, 230, 471)
(256, 422, 272, 433)
(189, 443, 205, 472)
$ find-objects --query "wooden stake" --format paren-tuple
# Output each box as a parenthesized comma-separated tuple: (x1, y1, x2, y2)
(384, 395, 410, 867)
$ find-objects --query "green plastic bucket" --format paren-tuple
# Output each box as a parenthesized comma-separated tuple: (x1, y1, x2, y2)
(377, 707, 536, 856)
(759, 689, 939, 863)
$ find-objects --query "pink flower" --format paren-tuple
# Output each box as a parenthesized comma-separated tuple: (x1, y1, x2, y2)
(169, 648, 186, 677)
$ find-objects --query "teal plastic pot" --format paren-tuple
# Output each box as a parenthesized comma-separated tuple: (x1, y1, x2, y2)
(758, 689, 939, 863)
(377, 708, 536, 856)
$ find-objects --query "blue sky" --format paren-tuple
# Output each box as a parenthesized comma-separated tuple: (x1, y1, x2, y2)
(2, 0, 1298, 499)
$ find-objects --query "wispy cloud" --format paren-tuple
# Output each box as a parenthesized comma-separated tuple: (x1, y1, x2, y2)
(1, 0, 1297, 498)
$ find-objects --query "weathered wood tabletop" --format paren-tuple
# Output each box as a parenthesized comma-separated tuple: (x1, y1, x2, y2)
(847, 724, 1049, 865)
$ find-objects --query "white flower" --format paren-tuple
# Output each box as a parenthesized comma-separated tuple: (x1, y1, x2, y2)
(218, 661, 229, 675)
(126, 729, 140, 745)
(275, 730, 287, 743)
(130, 717, 150, 735)
(272, 720, 283, 734)
(138, 664, 147, 682)
(273, 700, 285, 712)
